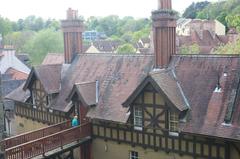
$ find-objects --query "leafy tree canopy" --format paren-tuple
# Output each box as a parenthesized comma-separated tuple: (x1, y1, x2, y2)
(116, 43, 136, 54)
(22, 29, 63, 65)
(183, 1, 210, 19)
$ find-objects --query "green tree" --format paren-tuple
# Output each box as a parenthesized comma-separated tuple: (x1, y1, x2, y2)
(179, 43, 200, 54)
(225, 15, 240, 31)
(4, 31, 35, 52)
(117, 43, 136, 54)
(183, 1, 210, 19)
(23, 29, 64, 65)
(215, 38, 240, 54)
(0, 16, 12, 38)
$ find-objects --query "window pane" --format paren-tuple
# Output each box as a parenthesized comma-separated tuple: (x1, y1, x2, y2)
(134, 107, 142, 129)
(169, 112, 179, 133)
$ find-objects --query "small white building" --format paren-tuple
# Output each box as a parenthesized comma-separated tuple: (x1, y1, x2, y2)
(177, 18, 226, 36)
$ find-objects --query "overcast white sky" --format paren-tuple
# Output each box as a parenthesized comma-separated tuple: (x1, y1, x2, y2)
(0, 0, 219, 21)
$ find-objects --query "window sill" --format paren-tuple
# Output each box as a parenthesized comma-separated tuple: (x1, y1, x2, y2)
(134, 126, 143, 131)
(169, 132, 179, 137)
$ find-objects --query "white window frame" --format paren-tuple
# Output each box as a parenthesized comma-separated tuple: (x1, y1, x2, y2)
(46, 94, 52, 107)
(32, 90, 37, 109)
(133, 107, 143, 131)
(129, 151, 139, 159)
(169, 111, 179, 136)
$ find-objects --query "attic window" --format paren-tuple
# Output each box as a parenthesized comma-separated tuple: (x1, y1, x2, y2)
(169, 111, 179, 136)
(134, 107, 143, 131)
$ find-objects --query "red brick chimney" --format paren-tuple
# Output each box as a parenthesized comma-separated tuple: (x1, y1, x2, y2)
(61, 8, 84, 64)
(152, 0, 176, 68)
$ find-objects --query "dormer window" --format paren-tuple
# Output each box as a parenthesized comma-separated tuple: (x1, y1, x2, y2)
(169, 111, 179, 136)
(133, 107, 143, 131)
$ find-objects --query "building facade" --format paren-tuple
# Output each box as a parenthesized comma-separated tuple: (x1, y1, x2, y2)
(177, 19, 226, 36)
(5, 0, 240, 159)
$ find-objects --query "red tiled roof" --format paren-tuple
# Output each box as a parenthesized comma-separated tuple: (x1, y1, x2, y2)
(171, 55, 240, 140)
(42, 53, 64, 65)
(5, 67, 28, 80)
(53, 54, 154, 123)
(24, 64, 62, 94)
(177, 31, 229, 54)
(150, 70, 189, 111)
(68, 81, 97, 106)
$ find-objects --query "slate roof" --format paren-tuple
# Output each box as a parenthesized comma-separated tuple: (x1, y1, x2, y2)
(170, 55, 240, 141)
(5, 83, 30, 102)
(16, 54, 30, 67)
(24, 64, 62, 94)
(2, 79, 25, 97)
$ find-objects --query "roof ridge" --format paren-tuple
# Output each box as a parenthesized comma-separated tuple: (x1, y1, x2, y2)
(173, 54, 240, 58)
(75, 81, 96, 86)
(78, 53, 154, 57)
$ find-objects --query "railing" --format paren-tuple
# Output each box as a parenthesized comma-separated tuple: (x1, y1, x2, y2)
(4, 122, 91, 159)
(1, 120, 71, 151)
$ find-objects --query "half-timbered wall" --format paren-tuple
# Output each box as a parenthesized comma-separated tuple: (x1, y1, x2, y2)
(13, 80, 74, 131)
(92, 83, 230, 159)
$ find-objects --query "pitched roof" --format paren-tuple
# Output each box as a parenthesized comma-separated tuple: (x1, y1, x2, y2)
(67, 81, 97, 106)
(170, 55, 240, 141)
(24, 64, 62, 94)
(53, 54, 153, 122)
(42, 53, 64, 65)
(177, 31, 229, 54)
(92, 40, 122, 52)
(150, 70, 189, 111)
(5, 67, 28, 80)
(5, 83, 30, 102)
(16, 54, 30, 67)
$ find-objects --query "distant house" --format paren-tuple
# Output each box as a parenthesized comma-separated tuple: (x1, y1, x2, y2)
(177, 30, 229, 54)
(83, 30, 107, 41)
(135, 36, 153, 54)
(177, 18, 226, 36)
(85, 40, 122, 53)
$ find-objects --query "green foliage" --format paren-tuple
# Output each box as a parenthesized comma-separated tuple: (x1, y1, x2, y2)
(183, 1, 210, 19)
(0, 14, 150, 65)
(85, 15, 151, 42)
(4, 31, 35, 52)
(179, 43, 200, 54)
(22, 29, 63, 65)
(116, 43, 136, 54)
(215, 38, 240, 54)
(194, 0, 240, 29)
(225, 15, 240, 32)
(0, 16, 12, 37)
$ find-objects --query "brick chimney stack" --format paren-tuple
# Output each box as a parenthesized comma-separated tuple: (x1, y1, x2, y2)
(152, 0, 176, 68)
(61, 8, 84, 64)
